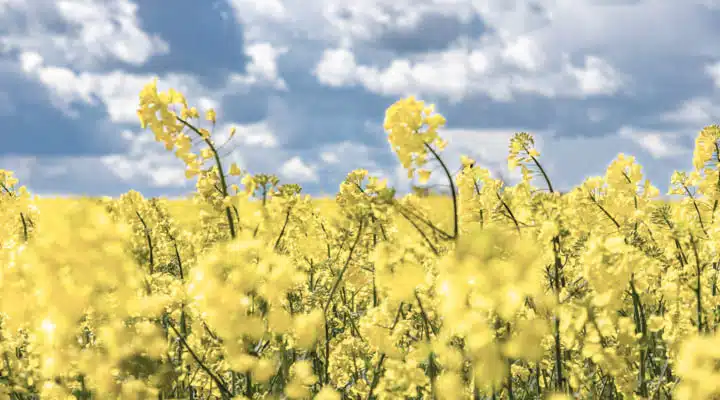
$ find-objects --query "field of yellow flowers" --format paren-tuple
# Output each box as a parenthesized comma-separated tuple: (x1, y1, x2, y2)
(1, 80, 720, 399)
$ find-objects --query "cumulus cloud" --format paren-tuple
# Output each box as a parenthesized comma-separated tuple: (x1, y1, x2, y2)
(308, 0, 720, 105)
(502, 35, 546, 72)
(230, 42, 288, 90)
(215, 121, 280, 148)
(616, 126, 688, 159)
(320, 151, 340, 164)
(227, 0, 287, 22)
(314, 45, 625, 102)
(566, 55, 624, 96)
(1, 0, 169, 68)
(706, 61, 720, 88)
(314, 48, 357, 87)
(662, 97, 720, 126)
(280, 156, 318, 182)
(17, 54, 216, 122)
(101, 130, 188, 188)
(4, 1, 289, 123)
(15, 50, 288, 123)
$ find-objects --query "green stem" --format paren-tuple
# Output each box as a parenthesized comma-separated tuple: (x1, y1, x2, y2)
(690, 235, 705, 333)
(552, 236, 564, 392)
(167, 321, 232, 399)
(323, 222, 365, 384)
(19, 213, 28, 242)
(176, 116, 236, 239)
(528, 152, 554, 193)
(423, 142, 458, 240)
(135, 211, 154, 274)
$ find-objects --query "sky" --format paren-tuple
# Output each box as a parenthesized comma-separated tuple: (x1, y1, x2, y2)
(1, 0, 720, 198)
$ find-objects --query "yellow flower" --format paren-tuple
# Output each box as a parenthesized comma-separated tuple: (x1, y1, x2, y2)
(229, 163, 242, 176)
(460, 155, 475, 168)
(293, 309, 324, 349)
(205, 108, 217, 123)
(436, 372, 464, 400)
(546, 394, 573, 400)
(185, 166, 200, 179)
(314, 387, 341, 400)
(200, 148, 213, 160)
(285, 361, 318, 399)
(228, 353, 257, 373)
(417, 169, 431, 184)
(647, 315, 665, 332)
(252, 358, 277, 383)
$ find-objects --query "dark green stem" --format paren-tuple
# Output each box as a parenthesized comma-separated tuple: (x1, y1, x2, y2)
(176, 116, 236, 239)
(424, 142, 458, 240)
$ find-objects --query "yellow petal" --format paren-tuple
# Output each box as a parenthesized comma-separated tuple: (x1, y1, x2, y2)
(417, 169, 431, 184)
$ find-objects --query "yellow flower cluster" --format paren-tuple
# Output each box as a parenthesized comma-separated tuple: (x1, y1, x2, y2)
(3, 83, 720, 400)
(384, 96, 447, 182)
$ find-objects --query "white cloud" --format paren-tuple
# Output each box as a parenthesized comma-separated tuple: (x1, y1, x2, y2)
(231, 42, 288, 90)
(54, 0, 168, 65)
(502, 35, 546, 72)
(0, 0, 169, 68)
(215, 122, 279, 148)
(15, 51, 293, 123)
(314, 48, 357, 87)
(319, 0, 478, 45)
(227, 0, 287, 21)
(19, 51, 43, 73)
(101, 130, 188, 188)
(17, 51, 214, 121)
(617, 126, 688, 159)
(9, 5, 289, 120)
(314, 44, 625, 102)
(661, 97, 720, 126)
(317, 141, 378, 170)
(706, 61, 720, 88)
(280, 156, 318, 182)
(225, 0, 294, 45)
(0, 151, 184, 195)
(227, 0, 720, 83)
(320, 151, 340, 164)
(304, 0, 720, 103)
(567, 55, 624, 96)
(354, 49, 475, 102)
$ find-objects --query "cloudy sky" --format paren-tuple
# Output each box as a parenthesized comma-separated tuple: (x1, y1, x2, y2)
(1, 0, 720, 198)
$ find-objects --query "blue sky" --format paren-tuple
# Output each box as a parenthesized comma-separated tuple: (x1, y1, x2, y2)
(1, 0, 720, 198)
